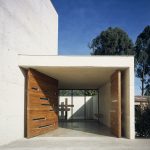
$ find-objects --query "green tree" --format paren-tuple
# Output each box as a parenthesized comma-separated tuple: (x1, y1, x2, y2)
(135, 25, 150, 96)
(89, 27, 134, 55)
(135, 104, 150, 137)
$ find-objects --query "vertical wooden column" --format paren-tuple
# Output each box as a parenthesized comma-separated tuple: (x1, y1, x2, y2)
(110, 71, 121, 138)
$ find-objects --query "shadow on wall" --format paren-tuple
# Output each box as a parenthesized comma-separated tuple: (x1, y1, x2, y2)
(71, 96, 94, 120)
(59, 95, 98, 120)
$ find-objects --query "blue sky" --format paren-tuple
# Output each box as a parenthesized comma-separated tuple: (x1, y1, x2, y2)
(51, 0, 150, 95)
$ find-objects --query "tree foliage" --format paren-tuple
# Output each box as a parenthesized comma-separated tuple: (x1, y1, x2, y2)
(89, 26, 150, 96)
(135, 25, 150, 96)
(59, 90, 98, 96)
(135, 104, 150, 137)
(89, 27, 134, 55)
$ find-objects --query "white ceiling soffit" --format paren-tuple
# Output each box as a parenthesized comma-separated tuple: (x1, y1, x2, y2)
(32, 67, 119, 89)
(18, 55, 134, 89)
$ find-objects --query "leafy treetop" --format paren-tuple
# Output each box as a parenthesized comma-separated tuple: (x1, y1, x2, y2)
(89, 27, 134, 55)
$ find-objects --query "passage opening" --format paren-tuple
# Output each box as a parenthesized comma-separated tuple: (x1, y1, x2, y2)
(58, 89, 99, 121)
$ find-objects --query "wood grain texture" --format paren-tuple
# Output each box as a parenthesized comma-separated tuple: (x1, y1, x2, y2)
(26, 69, 58, 138)
(110, 70, 121, 138)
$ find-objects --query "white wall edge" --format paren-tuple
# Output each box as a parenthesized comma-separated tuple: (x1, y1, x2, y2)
(18, 55, 134, 68)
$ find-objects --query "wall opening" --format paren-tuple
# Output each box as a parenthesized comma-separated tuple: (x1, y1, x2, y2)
(59, 89, 99, 121)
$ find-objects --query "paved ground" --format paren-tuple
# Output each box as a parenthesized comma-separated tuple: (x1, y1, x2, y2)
(1, 137, 150, 150)
(0, 121, 150, 150)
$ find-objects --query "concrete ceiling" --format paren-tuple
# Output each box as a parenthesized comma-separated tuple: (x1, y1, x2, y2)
(32, 67, 119, 89)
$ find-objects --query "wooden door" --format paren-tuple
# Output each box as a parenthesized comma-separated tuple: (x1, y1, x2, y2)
(110, 71, 121, 138)
(26, 69, 58, 138)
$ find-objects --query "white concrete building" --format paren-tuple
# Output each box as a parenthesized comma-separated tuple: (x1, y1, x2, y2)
(0, 0, 135, 146)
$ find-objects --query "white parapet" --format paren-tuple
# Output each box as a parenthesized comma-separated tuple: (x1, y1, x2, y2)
(18, 55, 134, 68)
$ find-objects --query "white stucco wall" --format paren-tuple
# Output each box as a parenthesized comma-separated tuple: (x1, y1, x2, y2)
(18, 55, 134, 68)
(72, 96, 85, 119)
(0, 50, 25, 145)
(0, 0, 58, 55)
(99, 82, 111, 127)
(0, 0, 58, 145)
(86, 95, 98, 119)
(59, 95, 98, 120)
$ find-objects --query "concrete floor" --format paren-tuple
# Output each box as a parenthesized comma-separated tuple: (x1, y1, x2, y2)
(0, 121, 150, 150)
(39, 120, 112, 137)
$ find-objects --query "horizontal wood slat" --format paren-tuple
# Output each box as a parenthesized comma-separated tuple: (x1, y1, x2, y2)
(28, 123, 58, 137)
(28, 118, 58, 128)
(26, 69, 58, 138)
(28, 91, 58, 100)
(29, 110, 57, 119)
(28, 82, 58, 97)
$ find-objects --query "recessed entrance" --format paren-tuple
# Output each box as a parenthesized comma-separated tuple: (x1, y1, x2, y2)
(25, 68, 127, 138)
(55, 89, 112, 137)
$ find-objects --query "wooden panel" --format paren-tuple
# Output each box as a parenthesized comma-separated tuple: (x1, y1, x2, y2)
(26, 69, 58, 138)
(110, 71, 121, 138)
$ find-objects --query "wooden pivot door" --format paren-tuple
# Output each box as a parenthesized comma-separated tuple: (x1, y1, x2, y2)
(26, 69, 58, 138)
(110, 71, 121, 138)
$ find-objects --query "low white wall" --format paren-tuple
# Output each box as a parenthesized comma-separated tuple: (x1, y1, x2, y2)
(0, 0, 58, 145)
(59, 95, 98, 120)
(99, 82, 111, 127)
(72, 96, 85, 119)
(86, 95, 98, 119)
